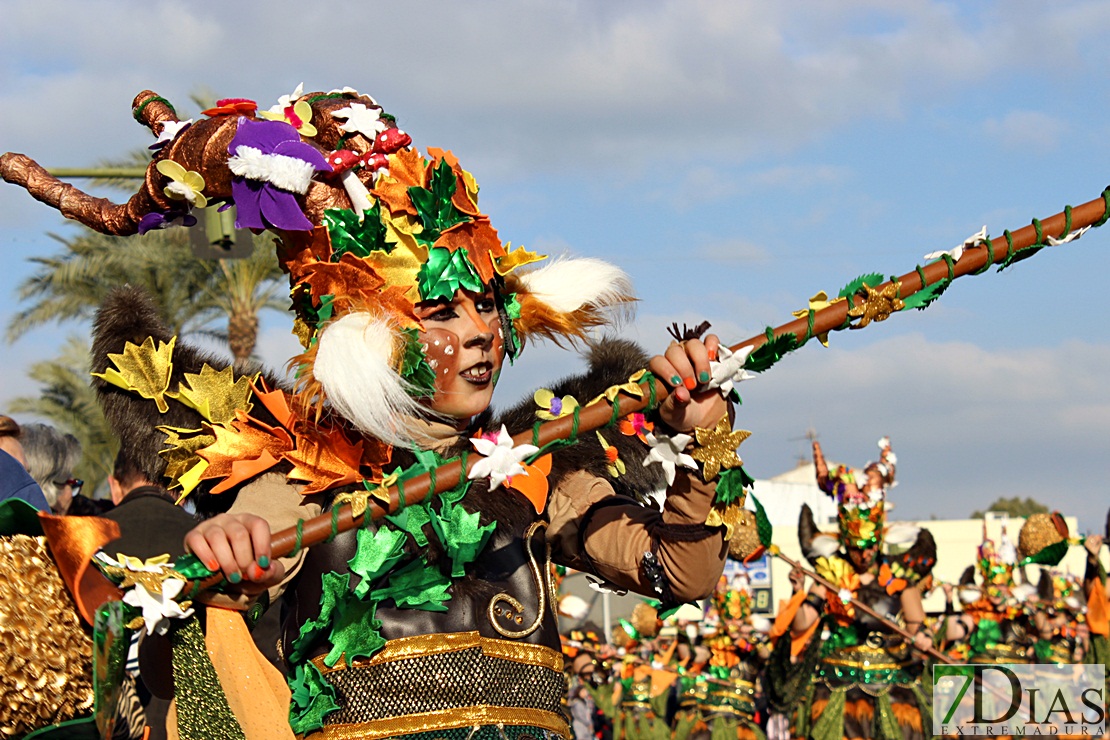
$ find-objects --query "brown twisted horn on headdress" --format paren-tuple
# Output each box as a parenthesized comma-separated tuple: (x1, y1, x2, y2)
(0, 89, 358, 236)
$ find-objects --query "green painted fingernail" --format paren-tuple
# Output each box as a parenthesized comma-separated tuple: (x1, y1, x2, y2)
(228, 572, 242, 584)
(258, 555, 270, 568)
(671, 375, 682, 386)
(699, 371, 710, 383)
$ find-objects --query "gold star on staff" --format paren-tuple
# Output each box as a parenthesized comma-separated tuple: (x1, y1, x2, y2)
(691, 416, 751, 480)
(847, 280, 905, 329)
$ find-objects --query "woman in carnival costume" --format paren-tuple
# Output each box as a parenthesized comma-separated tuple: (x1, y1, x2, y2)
(1, 86, 748, 739)
(767, 439, 938, 740)
(677, 572, 771, 740)
(939, 520, 1035, 666)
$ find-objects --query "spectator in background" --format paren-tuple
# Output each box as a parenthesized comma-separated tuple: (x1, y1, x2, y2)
(102, 450, 198, 740)
(20, 422, 83, 513)
(0, 415, 49, 511)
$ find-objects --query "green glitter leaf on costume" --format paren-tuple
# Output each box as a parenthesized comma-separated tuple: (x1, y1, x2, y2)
(968, 620, 1003, 655)
(324, 206, 388, 260)
(348, 526, 408, 598)
(751, 493, 773, 548)
(713, 468, 748, 507)
(370, 558, 452, 611)
(837, 273, 885, 300)
(1018, 540, 1069, 567)
(417, 246, 484, 302)
(289, 571, 350, 664)
(171, 554, 215, 580)
(288, 661, 340, 735)
(437, 479, 470, 507)
(385, 501, 432, 547)
(500, 291, 523, 361)
(409, 158, 470, 244)
(900, 279, 949, 311)
(429, 501, 496, 578)
(324, 595, 385, 667)
(743, 332, 798, 373)
(398, 327, 437, 397)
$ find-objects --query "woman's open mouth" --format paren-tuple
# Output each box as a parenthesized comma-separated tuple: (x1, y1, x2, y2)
(460, 362, 493, 384)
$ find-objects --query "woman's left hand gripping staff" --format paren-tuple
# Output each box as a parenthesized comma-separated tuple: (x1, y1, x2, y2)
(184, 513, 285, 595)
(649, 334, 729, 433)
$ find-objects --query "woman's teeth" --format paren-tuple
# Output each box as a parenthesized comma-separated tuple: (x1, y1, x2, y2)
(461, 363, 492, 381)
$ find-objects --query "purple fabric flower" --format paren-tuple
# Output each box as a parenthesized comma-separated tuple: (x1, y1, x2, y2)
(226, 118, 332, 231)
(138, 211, 198, 235)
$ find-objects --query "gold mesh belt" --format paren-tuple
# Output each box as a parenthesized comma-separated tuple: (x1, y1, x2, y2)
(310, 632, 569, 738)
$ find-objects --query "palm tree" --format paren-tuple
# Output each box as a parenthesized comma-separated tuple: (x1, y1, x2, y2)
(9, 337, 119, 495)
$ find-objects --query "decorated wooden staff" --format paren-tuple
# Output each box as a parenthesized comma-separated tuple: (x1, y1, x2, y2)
(182, 184, 1110, 592)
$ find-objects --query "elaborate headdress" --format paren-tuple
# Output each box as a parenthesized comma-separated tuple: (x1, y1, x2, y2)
(712, 573, 753, 623)
(0, 86, 635, 448)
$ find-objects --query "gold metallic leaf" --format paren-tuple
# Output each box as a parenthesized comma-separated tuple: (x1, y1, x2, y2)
(92, 336, 176, 413)
(169, 364, 256, 425)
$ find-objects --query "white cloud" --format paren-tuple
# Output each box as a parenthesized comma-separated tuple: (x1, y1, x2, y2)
(983, 110, 1069, 152)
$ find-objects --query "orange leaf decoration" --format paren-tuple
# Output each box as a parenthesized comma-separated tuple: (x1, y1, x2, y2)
(252, 379, 296, 429)
(435, 218, 505, 285)
(197, 411, 293, 494)
(878, 563, 907, 596)
(301, 253, 386, 307)
(366, 284, 421, 331)
(283, 428, 364, 495)
(202, 99, 258, 117)
(509, 454, 552, 515)
(426, 147, 460, 169)
(278, 227, 333, 283)
(372, 179, 419, 218)
(388, 147, 429, 189)
(361, 436, 392, 470)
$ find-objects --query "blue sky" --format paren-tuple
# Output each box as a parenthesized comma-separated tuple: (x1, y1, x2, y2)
(2, 0, 1108, 530)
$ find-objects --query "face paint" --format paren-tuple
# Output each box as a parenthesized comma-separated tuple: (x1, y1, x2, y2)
(415, 289, 505, 423)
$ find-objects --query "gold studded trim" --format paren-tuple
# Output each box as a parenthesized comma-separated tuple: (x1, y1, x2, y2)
(303, 705, 569, 739)
(311, 630, 564, 674)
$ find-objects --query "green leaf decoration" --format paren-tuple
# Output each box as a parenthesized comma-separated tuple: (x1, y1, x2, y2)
(1033, 639, 1054, 662)
(385, 502, 432, 547)
(417, 246, 484, 302)
(900, 279, 950, 311)
(499, 290, 523, 361)
(968, 620, 1003, 655)
(324, 595, 385, 667)
(429, 501, 497, 578)
(288, 661, 341, 735)
(324, 205, 389, 260)
(437, 479, 471, 507)
(370, 557, 452, 612)
(170, 554, 215, 581)
(408, 158, 471, 244)
(348, 526, 408, 598)
(750, 494, 773, 548)
(998, 244, 1044, 271)
(838, 272, 885, 300)
(743, 331, 799, 373)
(398, 327, 437, 397)
(289, 572, 350, 664)
(1018, 540, 1069, 567)
(714, 468, 749, 507)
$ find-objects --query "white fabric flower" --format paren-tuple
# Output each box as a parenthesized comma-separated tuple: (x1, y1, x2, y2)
(268, 82, 305, 113)
(123, 577, 195, 636)
(642, 432, 697, 486)
(331, 103, 387, 140)
(838, 588, 854, 605)
(153, 119, 193, 147)
(924, 225, 988, 263)
(707, 345, 755, 397)
(468, 425, 539, 490)
(1046, 225, 1090, 246)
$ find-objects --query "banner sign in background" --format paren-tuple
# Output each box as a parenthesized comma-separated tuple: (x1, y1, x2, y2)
(934, 664, 1106, 736)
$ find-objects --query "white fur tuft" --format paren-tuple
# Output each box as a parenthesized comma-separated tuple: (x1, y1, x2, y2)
(810, 533, 841, 558)
(517, 256, 634, 318)
(314, 312, 424, 448)
(227, 146, 317, 193)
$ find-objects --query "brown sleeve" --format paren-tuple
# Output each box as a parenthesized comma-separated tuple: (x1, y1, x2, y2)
(199, 472, 322, 609)
(547, 468, 727, 603)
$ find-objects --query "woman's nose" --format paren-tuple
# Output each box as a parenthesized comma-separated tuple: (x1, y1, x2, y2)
(461, 304, 493, 349)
